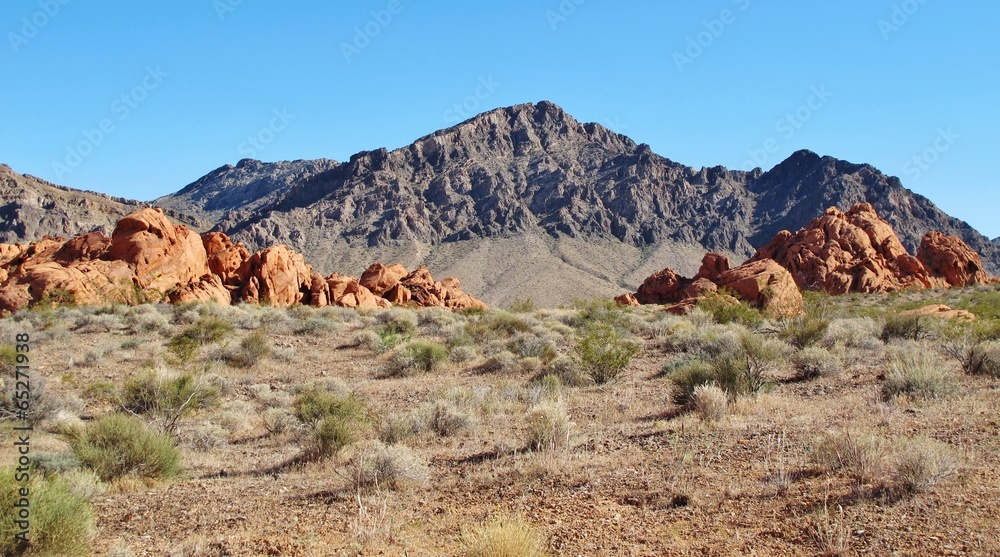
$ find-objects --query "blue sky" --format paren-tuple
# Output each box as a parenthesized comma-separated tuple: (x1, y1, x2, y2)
(2, 1, 998, 237)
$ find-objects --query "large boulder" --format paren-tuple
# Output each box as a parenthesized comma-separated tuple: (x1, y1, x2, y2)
(716, 259, 803, 317)
(109, 208, 209, 291)
(916, 231, 990, 288)
(203, 232, 250, 285)
(360, 263, 409, 296)
(238, 245, 312, 307)
(168, 274, 232, 305)
(634, 267, 690, 305)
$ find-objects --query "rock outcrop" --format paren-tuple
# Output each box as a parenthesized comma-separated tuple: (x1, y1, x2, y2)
(0, 209, 486, 314)
(752, 203, 988, 294)
(620, 203, 991, 314)
(617, 253, 802, 317)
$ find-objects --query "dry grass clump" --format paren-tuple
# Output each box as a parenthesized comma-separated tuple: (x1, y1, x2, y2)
(822, 317, 882, 350)
(891, 436, 958, 494)
(882, 343, 958, 400)
(811, 500, 851, 557)
(793, 346, 842, 380)
(348, 440, 429, 491)
(526, 399, 574, 452)
(119, 371, 219, 433)
(1, 372, 62, 426)
(780, 315, 830, 348)
(461, 515, 549, 557)
(946, 338, 1000, 377)
(691, 384, 728, 422)
(811, 429, 886, 486)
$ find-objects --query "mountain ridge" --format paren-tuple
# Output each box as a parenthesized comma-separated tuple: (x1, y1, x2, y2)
(2, 101, 995, 306)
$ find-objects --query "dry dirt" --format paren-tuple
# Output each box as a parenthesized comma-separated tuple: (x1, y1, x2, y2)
(2, 299, 999, 556)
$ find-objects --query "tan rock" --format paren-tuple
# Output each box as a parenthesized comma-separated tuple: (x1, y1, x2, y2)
(900, 304, 975, 321)
(614, 293, 640, 307)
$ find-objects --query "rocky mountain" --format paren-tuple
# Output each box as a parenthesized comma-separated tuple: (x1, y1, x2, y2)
(1, 101, 996, 306)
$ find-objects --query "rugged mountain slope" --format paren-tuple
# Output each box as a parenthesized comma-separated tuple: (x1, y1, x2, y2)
(0, 164, 150, 243)
(3, 101, 996, 306)
(154, 158, 339, 230)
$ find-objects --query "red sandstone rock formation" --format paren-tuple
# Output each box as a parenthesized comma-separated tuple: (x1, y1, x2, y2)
(0, 209, 487, 313)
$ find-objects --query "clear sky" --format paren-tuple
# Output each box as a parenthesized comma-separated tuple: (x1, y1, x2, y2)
(2, 1, 998, 237)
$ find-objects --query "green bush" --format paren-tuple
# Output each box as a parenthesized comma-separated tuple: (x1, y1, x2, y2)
(571, 323, 640, 384)
(507, 298, 537, 313)
(880, 313, 926, 343)
(666, 359, 716, 404)
(697, 291, 763, 326)
(386, 341, 449, 376)
(71, 414, 181, 482)
(375, 308, 418, 336)
(571, 298, 627, 328)
(120, 372, 218, 433)
(176, 315, 234, 345)
(292, 388, 369, 457)
(780, 316, 830, 348)
(0, 468, 94, 557)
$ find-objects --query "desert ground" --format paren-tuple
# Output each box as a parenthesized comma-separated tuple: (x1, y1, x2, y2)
(2, 288, 999, 556)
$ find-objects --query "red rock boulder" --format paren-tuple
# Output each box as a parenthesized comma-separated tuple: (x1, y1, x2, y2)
(916, 231, 989, 288)
(238, 245, 312, 307)
(109, 208, 209, 292)
(360, 263, 409, 297)
(716, 259, 803, 317)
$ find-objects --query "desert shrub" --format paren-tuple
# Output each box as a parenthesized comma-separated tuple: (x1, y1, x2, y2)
(379, 412, 421, 444)
(387, 341, 449, 376)
(72, 414, 181, 482)
(212, 330, 271, 368)
(293, 316, 338, 336)
(691, 384, 728, 422)
(793, 346, 842, 380)
(449, 345, 478, 363)
(425, 400, 473, 437)
(781, 316, 830, 348)
(892, 437, 958, 494)
(666, 359, 716, 404)
(461, 515, 549, 557)
(348, 440, 429, 491)
(945, 337, 1000, 377)
(697, 291, 763, 326)
(292, 388, 369, 457)
(120, 372, 218, 433)
(812, 429, 886, 486)
(477, 351, 520, 375)
(571, 297, 627, 328)
(732, 333, 787, 393)
(882, 345, 957, 400)
(176, 315, 234, 345)
(506, 333, 558, 363)
(526, 400, 574, 452)
(0, 468, 94, 557)
(31, 453, 83, 476)
(543, 356, 591, 388)
(880, 313, 927, 343)
(508, 298, 536, 313)
(822, 317, 883, 350)
(466, 311, 532, 343)
(259, 407, 296, 436)
(374, 308, 418, 337)
(1, 374, 61, 426)
(570, 323, 640, 384)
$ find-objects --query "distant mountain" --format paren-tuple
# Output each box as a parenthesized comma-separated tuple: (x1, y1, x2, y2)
(2, 101, 996, 306)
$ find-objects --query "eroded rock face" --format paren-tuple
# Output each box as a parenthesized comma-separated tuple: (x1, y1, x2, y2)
(715, 259, 803, 318)
(753, 203, 948, 294)
(0, 208, 487, 313)
(916, 231, 989, 288)
(109, 208, 210, 292)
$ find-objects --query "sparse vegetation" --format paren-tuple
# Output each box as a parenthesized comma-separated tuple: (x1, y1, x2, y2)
(71, 414, 182, 482)
(461, 515, 549, 557)
(0, 468, 94, 557)
(292, 388, 369, 457)
(882, 345, 957, 400)
(348, 440, 429, 491)
(570, 323, 640, 384)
